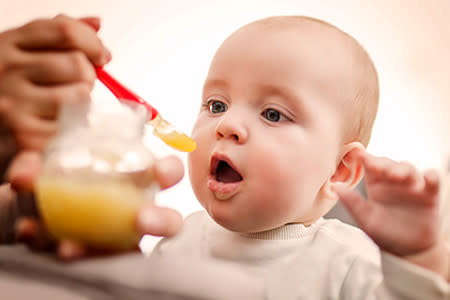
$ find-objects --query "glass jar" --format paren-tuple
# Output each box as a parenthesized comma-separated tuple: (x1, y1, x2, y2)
(35, 101, 158, 250)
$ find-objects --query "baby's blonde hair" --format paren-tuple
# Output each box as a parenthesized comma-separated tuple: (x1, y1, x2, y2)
(251, 16, 380, 147)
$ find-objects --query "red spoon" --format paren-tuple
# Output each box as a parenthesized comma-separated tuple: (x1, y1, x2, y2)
(95, 67, 158, 120)
(95, 67, 196, 152)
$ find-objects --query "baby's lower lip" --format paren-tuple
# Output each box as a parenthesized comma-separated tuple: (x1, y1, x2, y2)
(207, 177, 242, 200)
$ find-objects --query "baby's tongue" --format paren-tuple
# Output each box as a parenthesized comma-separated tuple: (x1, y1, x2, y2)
(216, 161, 242, 183)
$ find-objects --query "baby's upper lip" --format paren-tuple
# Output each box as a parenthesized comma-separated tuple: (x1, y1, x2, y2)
(210, 153, 242, 178)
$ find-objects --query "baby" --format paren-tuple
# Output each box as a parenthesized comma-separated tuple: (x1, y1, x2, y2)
(0, 14, 448, 299)
(152, 16, 450, 299)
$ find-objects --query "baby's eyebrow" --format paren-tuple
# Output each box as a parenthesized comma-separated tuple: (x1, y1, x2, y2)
(259, 84, 290, 97)
(258, 83, 306, 113)
(203, 79, 229, 92)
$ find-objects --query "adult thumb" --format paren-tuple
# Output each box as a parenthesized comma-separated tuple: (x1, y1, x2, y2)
(79, 17, 101, 32)
(7, 151, 42, 192)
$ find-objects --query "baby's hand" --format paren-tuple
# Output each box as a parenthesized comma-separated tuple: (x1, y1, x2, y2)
(335, 149, 441, 257)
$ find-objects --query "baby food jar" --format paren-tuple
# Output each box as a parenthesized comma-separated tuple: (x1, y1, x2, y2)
(35, 101, 157, 250)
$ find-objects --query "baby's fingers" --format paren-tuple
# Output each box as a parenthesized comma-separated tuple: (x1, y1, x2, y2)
(358, 152, 395, 183)
(386, 162, 418, 183)
(359, 151, 422, 185)
(335, 185, 374, 230)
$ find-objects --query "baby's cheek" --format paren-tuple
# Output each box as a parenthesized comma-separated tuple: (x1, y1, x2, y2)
(249, 178, 297, 223)
(255, 165, 320, 222)
(188, 151, 208, 197)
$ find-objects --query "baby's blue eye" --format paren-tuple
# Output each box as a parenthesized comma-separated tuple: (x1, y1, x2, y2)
(263, 108, 282, 122)
(208, 100, 227, 114)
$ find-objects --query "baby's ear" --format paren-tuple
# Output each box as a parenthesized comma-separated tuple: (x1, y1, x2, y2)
(322, 142, 365, 200)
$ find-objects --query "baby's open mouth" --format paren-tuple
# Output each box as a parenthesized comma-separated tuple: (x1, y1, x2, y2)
(211, 158, 243, 183)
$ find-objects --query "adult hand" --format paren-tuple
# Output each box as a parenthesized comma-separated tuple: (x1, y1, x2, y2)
(8, 151, 184, 260)
(0, 14, 110, 151)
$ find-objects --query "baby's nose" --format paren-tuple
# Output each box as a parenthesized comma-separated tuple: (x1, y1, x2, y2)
(215, 113, 248, 143)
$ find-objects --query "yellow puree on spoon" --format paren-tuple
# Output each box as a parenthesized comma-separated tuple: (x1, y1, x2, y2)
(150, 114, 197, 152)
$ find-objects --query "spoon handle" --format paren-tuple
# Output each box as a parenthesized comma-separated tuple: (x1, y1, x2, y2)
(95, 67, 159, 120)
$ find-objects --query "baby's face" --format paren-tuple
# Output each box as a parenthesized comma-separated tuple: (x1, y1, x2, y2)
(188, 23, 352, 232)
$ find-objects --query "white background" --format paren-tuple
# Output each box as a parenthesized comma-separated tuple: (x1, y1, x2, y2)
(2, 0, 449, 248)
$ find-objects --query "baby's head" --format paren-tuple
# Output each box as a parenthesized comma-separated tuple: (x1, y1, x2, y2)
(188, 16, 379, 233)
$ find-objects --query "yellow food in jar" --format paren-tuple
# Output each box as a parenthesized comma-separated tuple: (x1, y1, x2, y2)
(36, 176, 145, 250)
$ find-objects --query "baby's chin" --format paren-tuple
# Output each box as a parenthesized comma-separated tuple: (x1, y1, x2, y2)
(207, 210, 286, 233)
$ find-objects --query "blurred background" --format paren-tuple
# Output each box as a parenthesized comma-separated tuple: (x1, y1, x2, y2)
(1, 0, 449, 248)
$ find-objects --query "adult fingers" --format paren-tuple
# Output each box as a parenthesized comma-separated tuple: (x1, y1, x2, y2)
(153, 155, 184, 190)
(57, 240, 136, 261)
(2, 102, 59, 134)
(135, 155, 184, 237)
(136, 204, 183, 237)
(16, 217, 54, 251)
(15, 217, 38, 242)
(33, 81, 93, 105)
(7, 82, 91, 123)
(77, 17, 112, 61)
(7, 151, 43, 191)
(79, 17, 101, 32)
(14, 130, 55, 151)
(57, 239, 87, 261)
(13, 15, 109, 66)
(20, 50, 96, 85)
(0, 70, 92, 117)
(424, 169, 440, 194)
